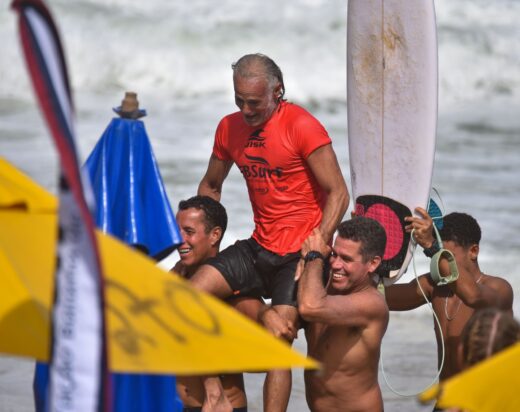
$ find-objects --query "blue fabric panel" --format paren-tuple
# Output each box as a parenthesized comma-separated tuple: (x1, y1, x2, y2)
(33, 364, 183, 411)
(111, 373, 182, 411)
(84, 118, 182, 259)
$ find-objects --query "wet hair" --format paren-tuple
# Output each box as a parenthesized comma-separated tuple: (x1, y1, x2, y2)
(440, 212, 481, 248)
(461, 308, 520, 368)
(178, 195, 228, 237)
(336, 217, 386, 263)
(231, 53, 286, 101)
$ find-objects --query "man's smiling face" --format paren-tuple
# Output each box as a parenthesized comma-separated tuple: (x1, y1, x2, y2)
(233, 74, 280, 127)
(176, 208, 216, 269)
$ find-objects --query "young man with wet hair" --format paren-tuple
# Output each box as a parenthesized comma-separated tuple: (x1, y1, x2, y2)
(297, 217, 389, 412)
(386, 209, 514, 385)
(174, 195, 228, 277)
(192, 53, 349, 411)
(172, 195, 263, 412)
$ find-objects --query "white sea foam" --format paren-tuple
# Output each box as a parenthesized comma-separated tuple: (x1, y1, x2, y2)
(2, 0, 519, 111)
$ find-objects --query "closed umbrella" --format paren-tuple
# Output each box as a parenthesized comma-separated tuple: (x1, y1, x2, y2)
(85, 92, 181, 260)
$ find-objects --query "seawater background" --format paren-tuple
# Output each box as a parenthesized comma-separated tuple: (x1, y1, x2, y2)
(1, 0, 519, 411)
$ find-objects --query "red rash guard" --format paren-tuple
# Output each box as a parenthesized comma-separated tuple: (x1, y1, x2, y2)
(212, 101, 331, 254)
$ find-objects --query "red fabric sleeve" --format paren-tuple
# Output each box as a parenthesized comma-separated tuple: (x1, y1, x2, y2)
(291, 109, 332, 159)
(212, 117, 233, 161)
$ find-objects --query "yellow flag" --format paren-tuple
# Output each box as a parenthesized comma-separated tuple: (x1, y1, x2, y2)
(420, 343, 520, 412)
(0, 159, 57, 358)
(0, 158, 318, 374)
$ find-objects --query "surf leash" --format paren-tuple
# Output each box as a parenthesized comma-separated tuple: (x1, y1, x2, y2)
(379, 193, 450, 397)
(428, 224, 459, 286)
(380, 237, 446, 397)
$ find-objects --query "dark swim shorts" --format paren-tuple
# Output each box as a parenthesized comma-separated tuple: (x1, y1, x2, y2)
(205, 238, 300, 306)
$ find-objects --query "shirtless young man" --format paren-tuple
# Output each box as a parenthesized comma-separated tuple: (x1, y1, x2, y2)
(192, 53, 348, 411)
(172, 195, 263, 412)
(297, 218, 389, 412)
(385, 208, 514, 384)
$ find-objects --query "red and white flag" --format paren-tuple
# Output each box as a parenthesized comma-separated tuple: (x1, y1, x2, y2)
(12, 0, 110, 410)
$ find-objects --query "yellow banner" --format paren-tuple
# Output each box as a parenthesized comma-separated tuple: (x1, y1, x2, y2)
(420, 343, 520, 412)
(0, 158, 317, 374)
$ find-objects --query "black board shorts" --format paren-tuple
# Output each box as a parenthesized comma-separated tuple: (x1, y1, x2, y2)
(205, 238, 300, 306)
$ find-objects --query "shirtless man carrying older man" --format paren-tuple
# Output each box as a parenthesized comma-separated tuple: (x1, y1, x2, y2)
(297, 217, 389, 412)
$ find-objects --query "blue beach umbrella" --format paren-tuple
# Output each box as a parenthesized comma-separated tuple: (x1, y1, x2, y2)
(86, 92, 182, 260)
(34, 92, 184, 412)
(87, 92, 183, 411)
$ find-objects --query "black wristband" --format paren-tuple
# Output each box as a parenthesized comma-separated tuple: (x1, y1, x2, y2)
(423, 238, 441, 258)
(304, 250, 326, 264)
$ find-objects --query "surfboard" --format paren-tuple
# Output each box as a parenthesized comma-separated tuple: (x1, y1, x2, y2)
(347, 0, 438, 284)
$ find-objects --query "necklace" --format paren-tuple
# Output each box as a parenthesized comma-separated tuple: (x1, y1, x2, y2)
(444, 274, 483, 321)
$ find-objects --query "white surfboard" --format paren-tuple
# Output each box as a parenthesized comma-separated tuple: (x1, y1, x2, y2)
(347, 0, 437, 284)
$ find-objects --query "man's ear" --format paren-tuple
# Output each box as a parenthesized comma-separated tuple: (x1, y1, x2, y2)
(210, 227, 223, 247)
(274, 83, 282, 99)
(368, 256, 382, 274)
(469, 244, 479, 261)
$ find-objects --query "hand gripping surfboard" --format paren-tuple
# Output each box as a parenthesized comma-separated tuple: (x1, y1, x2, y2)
(347, 0, 438, 284)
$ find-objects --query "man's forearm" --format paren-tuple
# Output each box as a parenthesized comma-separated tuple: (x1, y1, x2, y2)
(319, 188, 349, 243)
(197, 178, 222, 201)
(450, 272, 488, 308)
(197, 155, 232, 202)
(298, 260, 327, 315)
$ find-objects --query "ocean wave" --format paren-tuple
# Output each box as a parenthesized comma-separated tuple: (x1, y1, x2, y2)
(1, 0, 519, 112)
